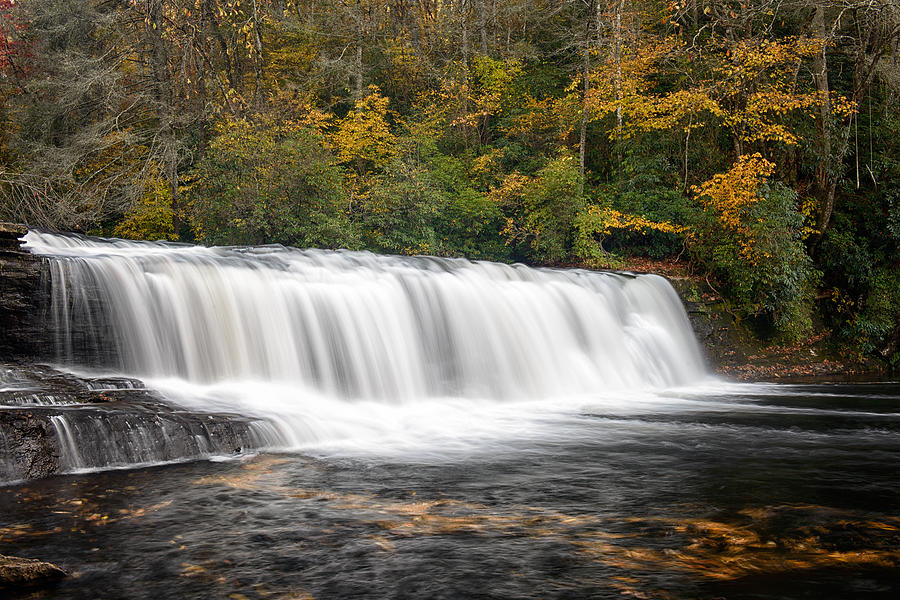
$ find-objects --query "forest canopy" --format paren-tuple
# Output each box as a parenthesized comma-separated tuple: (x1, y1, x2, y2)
(1, 0, 899, 362)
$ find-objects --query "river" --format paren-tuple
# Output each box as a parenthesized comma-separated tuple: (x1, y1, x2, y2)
(2, 381, 899, 599)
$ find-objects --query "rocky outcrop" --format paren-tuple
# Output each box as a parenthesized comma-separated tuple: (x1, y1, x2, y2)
(0, 223, 49, 361)
(0, 222, 26, 248)
(0, 362, 276, 482)
(669, 276, 750, 370)
(0, 410, 61, 481)
(0, 554, 66, 589)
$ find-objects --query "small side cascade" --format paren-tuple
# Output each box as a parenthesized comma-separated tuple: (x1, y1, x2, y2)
(49, 414, 84, 471)
(45, 409, 276, 473)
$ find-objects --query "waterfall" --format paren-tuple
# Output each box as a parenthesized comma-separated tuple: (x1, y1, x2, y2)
(25, 231, 705, 395)
(16, 230, 708, 467)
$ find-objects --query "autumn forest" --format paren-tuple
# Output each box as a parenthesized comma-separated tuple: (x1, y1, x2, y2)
(1, 0, 899, 365)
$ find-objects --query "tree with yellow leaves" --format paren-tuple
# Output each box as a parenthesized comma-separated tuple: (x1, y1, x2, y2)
(691, 154, 816, 338)
(692, 153, 776, 262)
(333, 86, 398, 176)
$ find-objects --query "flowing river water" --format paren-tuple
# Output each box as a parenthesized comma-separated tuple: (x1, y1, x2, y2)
(1, 232, 898, 598)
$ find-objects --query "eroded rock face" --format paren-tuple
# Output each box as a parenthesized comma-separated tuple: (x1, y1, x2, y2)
(0, 553, 67, 589)
(0, 411, 61, 482)
(0, 223, 50, 362)
(0, 363, 276, 482)
(0, 223, 27, 246)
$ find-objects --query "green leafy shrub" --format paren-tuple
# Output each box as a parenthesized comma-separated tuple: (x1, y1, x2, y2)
(844, 268, 900, 370)
(496, 154, 584, 264)
(356, 162, 440, 255)
(188, 118, 356, 249)
(691, 158, 817, 340)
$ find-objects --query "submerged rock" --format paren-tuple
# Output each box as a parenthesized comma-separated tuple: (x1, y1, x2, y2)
(0, 553, 66, 588)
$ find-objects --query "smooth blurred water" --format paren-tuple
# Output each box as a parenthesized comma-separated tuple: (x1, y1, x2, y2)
(1, 382, 898, 599)
(22, 230, 707, 469)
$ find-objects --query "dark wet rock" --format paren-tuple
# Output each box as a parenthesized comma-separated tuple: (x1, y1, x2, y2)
(669, 277, 749, 370)
(0, 553, 67, 588)
(1, 363, 150, 407)
(1, 363, 275, 482)
(0, 224, 50, 361)
(0, 410, 61, 481)
(0, 222, 28, 248)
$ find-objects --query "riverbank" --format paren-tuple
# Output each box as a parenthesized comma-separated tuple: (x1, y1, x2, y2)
(649, 258, 888, 383)
(711, 332, 887, 382)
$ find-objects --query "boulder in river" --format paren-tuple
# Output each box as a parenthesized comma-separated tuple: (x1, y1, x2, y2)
(0, 553, 67, 589)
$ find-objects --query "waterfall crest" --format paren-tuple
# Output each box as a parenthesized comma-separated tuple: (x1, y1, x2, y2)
(25, 230, 705, 401)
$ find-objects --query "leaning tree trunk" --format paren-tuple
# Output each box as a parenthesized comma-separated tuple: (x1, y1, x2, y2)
(812, 3, 835, 238)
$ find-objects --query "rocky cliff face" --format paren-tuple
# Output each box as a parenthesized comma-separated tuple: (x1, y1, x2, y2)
(668, 276, 750, 372)
(0, 223, 50, 362)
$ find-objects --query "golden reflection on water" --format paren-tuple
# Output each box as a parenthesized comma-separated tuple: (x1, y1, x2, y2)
(3, 456, 898, 599)
(189, 457, 900, 586)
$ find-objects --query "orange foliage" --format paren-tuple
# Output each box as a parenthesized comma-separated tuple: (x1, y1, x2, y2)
(691, 153, 775, 261)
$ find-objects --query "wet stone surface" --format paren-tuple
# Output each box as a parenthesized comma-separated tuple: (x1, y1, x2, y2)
(0, 553, 66, 589)
(0, 363, 274, 482)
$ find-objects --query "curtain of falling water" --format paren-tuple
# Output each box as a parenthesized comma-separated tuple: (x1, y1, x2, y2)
(24, 231, 706, 401)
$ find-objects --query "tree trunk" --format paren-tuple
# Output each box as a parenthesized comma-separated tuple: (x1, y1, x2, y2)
(614, 0, 624, 148)
(578, 0, 597, 197)
(147, 1, 182, 236)
(478, 0, 488, 54)
(812, 2, 834, 236)
(354, 0, 365, 100)
(250, 0, 265, 108)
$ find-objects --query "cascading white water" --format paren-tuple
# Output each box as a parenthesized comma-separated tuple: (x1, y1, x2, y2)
(23, 230, 708, 457)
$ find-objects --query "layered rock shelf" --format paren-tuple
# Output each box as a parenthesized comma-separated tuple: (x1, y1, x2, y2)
(1, 362, 273, 481)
